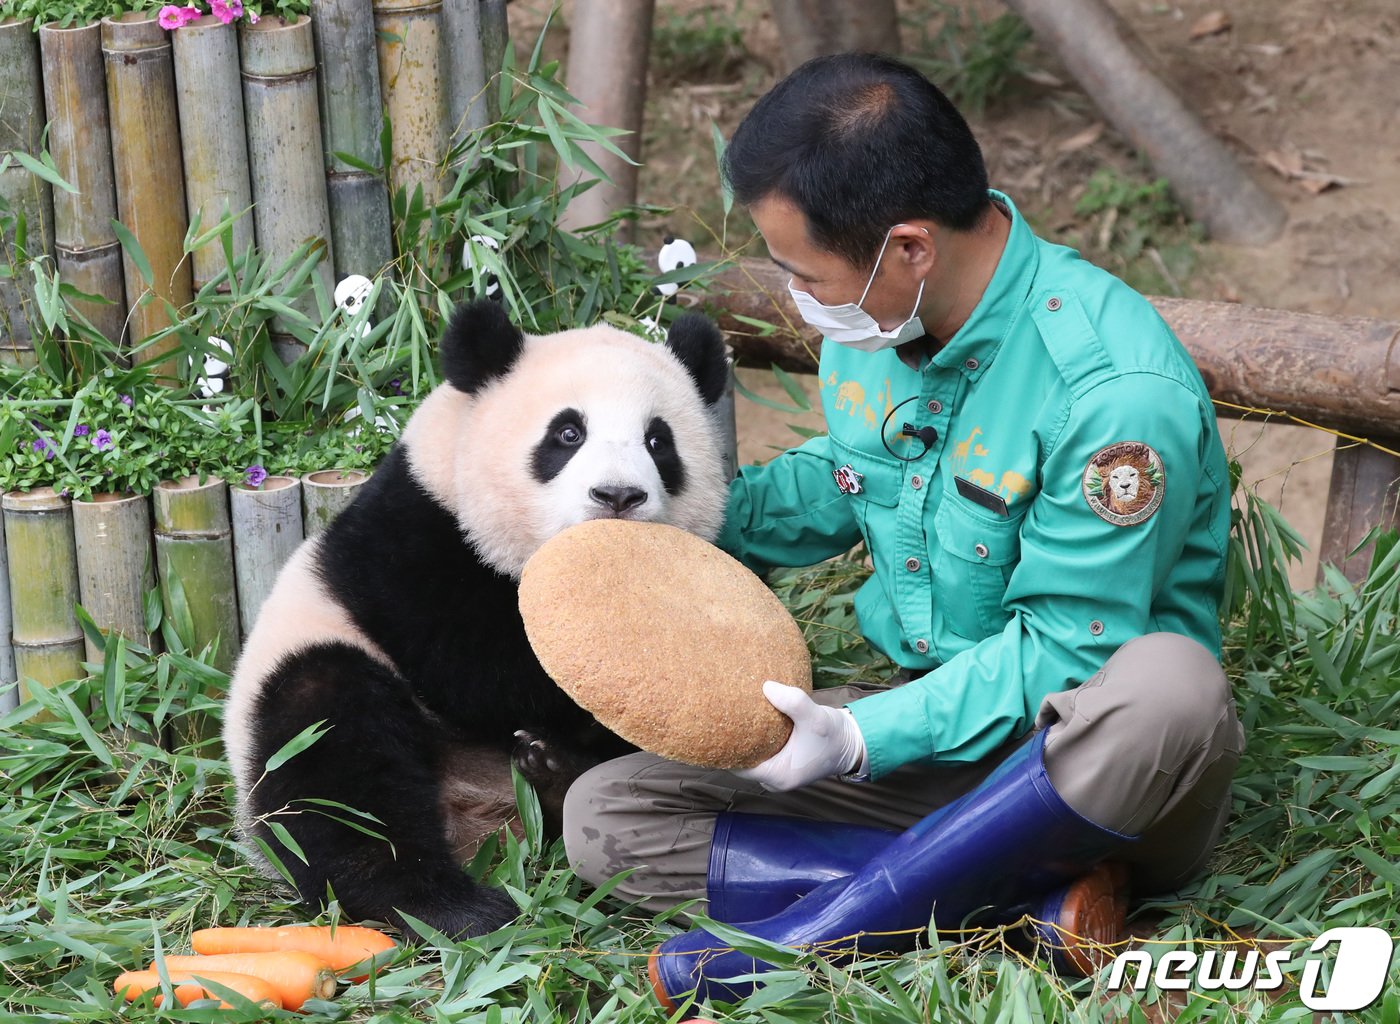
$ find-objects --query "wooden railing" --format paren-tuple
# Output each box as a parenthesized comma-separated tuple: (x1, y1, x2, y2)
(707, 258, 1400, 585)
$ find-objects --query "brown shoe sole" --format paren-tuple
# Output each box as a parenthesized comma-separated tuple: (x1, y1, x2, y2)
(1046, 861, 1130, 976)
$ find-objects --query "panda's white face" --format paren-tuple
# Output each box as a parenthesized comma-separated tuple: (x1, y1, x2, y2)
(404, 324, 727, 579)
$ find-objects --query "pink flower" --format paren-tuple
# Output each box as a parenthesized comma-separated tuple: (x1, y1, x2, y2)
(247, 9, 260, 22)
(181, 5, 202, 21)
(210, 0, 242, 23)
(157, 5, 186, 28)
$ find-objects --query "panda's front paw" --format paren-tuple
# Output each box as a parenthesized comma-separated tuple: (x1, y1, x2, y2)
(512, 729, 567, 782)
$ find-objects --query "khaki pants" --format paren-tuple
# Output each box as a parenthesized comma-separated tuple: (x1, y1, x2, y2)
(562, 633, 1245, 913)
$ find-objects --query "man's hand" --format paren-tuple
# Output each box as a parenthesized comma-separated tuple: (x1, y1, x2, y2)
(732, 681, 868, 792)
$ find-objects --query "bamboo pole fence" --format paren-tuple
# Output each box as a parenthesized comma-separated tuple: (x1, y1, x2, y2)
(72, 492, 155, 660)
(373, 0, 448, 203)
(102, 13, 191, 379)
(0, 512, 15, 712)
(39, 21, 126, 349)
(230, 475, 303, 636)
(172, 16, 255, 292)
(302, 469, 370, 535)
(0, 17, 54, 368)
(2, 488, 85, 719)
(152, 476, 240, 673)
(241, 14, 335, 359)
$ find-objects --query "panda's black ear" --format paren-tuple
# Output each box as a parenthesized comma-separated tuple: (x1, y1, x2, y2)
(440, 299, 525, 394)
(664, 312, 728, 406)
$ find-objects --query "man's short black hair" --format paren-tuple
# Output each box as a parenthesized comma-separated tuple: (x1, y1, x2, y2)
(723, 53, 991, 268)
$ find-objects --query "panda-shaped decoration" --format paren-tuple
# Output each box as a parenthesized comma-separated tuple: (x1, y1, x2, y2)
(223, 300, 731, 937)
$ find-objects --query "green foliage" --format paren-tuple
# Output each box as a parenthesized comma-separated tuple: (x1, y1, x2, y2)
(904, 1, 1035, 114)
(1067, 167, 1202, 296)
(1, 0, 305, 32)
(651, 4, 749, 85)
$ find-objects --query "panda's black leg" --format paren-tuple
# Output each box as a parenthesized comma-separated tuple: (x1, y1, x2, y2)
(243, 643, 517, 937)
(511, 723, 637, 837)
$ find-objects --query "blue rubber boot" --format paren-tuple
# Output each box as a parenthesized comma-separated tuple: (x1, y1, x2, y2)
(648, 730, 1135, 1010)
(707, 813, 898, 923)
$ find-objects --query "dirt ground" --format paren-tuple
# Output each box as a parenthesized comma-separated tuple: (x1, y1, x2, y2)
(509, 0, 1400, 589)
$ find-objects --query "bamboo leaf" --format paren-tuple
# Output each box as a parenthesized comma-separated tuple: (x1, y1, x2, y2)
(264, 719, 331, 773)
(111, 219, 154, 288)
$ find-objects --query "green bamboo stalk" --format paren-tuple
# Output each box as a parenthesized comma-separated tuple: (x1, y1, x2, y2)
(39, 20, 126, 349)
(230, 475, 302, 636)
(441, 0, 488, 146)
(153, 476, 240, 672)
(0, 17, 55, 369)
(72, 491, 155, 661)
(172, 16, 255, 292)
(310, 0, 393, 282)
(0, 510, 15, 713)
(373, 0, 447, 202)
(302, 468, 370, 535)
(478, 0, 508, 123)
(102, 13, 192, 380)
(2, 488, 85, 718)
(241, 14, 334, 360)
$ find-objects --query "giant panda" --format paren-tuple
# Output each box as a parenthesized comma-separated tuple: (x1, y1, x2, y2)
(223, 299, 731, 937)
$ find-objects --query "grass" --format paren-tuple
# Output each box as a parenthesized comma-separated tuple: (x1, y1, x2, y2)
(3, 477, 1400, 1021)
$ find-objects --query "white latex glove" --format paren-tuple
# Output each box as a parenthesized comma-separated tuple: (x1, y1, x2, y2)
(733, 681, 868, 792)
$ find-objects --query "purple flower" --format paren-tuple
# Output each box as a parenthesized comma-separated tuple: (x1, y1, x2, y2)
(157, 4, 186, 28)
(74, 424, 90, 437)
(389, 378, 403, 396)
(93, 430, 114, 452)
(246, 464, 268, 488)
(31, 437, 55, 461)
(210, 0, 238, 23)
(120, 394, 133, 406)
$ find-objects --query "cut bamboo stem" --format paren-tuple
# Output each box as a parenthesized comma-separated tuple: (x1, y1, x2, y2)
(441, 0, 488, 147)
(0, 510, 16, 713)
(72, 491, 155, 660)
(310, 0, 394, 282)
(0, 16, 55, 368)
(102, 12, 192, 379)
(3, 488, 85, 718)
(557, 0, 652, 239)
(172, 16, 255, 292)
(478, 0, 507, 123)
(39, 20, 126, 349)
(302, 468, 370, 535)
(241, 14, 335, 360)
(153, 476, 240, 672)
(230, 475, 303, 636)
(373, 0, 447, 203)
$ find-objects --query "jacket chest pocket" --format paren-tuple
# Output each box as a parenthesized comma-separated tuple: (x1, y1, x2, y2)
(933, 496, 1025, 641)
(829, 441, 903, 559)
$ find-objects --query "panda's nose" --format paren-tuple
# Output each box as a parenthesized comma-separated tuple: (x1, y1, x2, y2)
(590, 485, 647, 514)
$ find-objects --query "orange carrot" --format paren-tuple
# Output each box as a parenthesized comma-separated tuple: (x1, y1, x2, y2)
(191, 925, 397, 979)
(153, 952, 336, 1011)
(114, 969, 283, 1009)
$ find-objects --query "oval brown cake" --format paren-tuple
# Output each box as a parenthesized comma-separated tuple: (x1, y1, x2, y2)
(518, 519, 812, 769)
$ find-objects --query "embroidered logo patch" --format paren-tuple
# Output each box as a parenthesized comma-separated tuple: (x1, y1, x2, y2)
(1082, 442, 1164, 526)
(833, 464, 864, 495)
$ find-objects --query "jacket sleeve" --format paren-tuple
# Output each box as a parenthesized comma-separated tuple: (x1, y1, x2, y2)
(848, 372, 1224, 776)
(716, 434, 864, 571)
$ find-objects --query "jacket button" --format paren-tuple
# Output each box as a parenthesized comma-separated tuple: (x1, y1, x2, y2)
(974, 543, 989, 558)
(964, 357, 979, 371)
(911, 475, 924, 489)
(927, 399, 943, 414)
(915, 638, 929, 654)
(905, 556, 921, 572)
(1089, 619, 1105, 636)
(1047, 296, 1062, 311)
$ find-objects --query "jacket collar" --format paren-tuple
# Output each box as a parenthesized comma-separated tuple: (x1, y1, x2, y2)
(928, 189, 1040, 383)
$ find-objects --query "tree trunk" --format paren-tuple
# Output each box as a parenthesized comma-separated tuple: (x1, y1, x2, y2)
(1001, 0, 1285, 246)
(767, 0, 901, 72)
(557, 0, 654, 239)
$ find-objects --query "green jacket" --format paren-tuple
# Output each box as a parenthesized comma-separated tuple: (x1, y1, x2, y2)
(717, 191, 1230, 779)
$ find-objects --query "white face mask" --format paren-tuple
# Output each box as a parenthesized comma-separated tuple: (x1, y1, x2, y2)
(787, 225, 928, 353)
